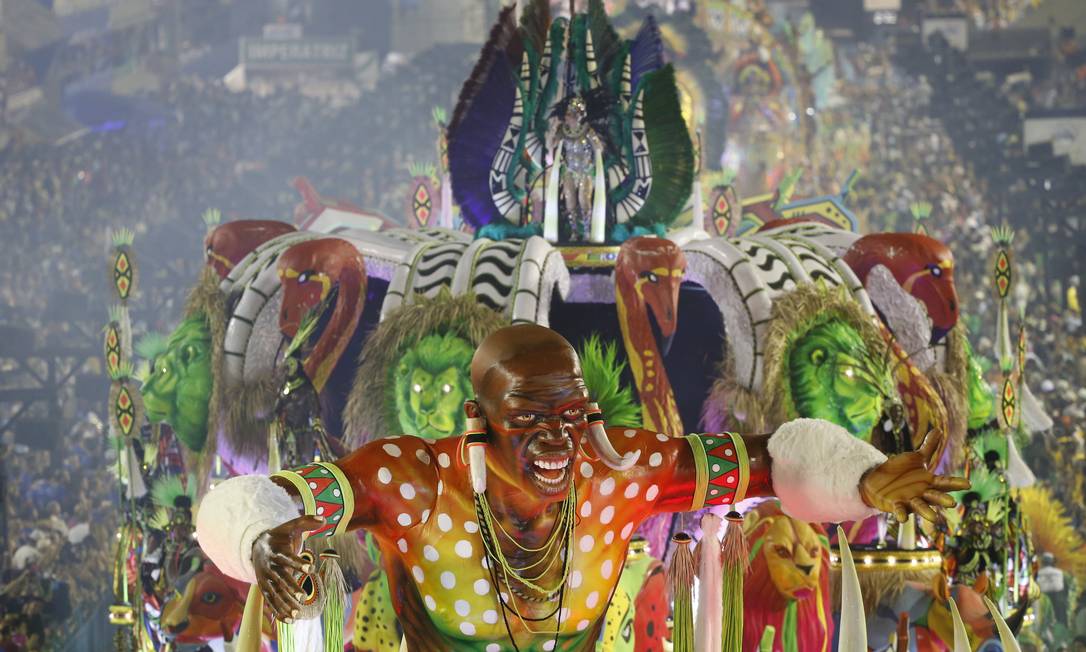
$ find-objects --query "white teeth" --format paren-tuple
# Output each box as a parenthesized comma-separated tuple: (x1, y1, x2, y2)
(533, 472, 566, 485)
(533, 459, 570, 470)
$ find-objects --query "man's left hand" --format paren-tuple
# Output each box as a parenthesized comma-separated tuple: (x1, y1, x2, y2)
(859, 430, 970, 523)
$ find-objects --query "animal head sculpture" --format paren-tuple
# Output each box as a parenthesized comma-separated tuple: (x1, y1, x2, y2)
(614, 237, 687, 352)
(277, 238, 367, 392)
(742, 500, 833, 651)
(141, 315, 213, 452)
(392, 333, 475, 439)
(160, 557, 249, 644)
(844, 233, 959, 344)
(787, 320, 895, 441)
(204, 220, 296, 279)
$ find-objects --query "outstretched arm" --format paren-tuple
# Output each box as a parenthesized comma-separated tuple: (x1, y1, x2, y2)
(643, 419, 966, 524)
(195, 436, 438, 620)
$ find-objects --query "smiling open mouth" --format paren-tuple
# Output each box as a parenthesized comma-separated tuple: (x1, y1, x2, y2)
(529, 455, 573, 492)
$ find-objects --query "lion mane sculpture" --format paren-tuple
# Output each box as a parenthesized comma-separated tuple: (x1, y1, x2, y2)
(743, 500, 834, 652)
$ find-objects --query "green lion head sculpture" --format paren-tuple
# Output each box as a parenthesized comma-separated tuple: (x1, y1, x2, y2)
(787, 320, 895, 440)
(391, 332, 474, 439)
(140, 315, 213, 451)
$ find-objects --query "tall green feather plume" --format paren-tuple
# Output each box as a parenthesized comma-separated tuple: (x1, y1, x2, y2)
(431, 106, 447, 126)
(578, 335, 641, 428)
(532, 20, 568, 137)
(587, 0, 621, 73)
(571, 15, 592, 93)
(952, 463, 1005, 505)
(150, 474, 197, 511)
(518, 0, 551, 56)
(634, 65, 694, 228)
(970, 426, 1008, 468)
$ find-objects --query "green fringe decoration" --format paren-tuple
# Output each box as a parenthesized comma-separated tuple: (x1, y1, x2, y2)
(669, 533, 696, 652)
(276, 621, 295, 652)
(721, 512, 748, 652)
(320, 550, 347, 652)
(782, 600, 799, 652)
(759, 626, 777, 652)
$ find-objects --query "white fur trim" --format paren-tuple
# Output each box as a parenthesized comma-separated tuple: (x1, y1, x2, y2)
(767, 418, 887, 523)
(195, 475, 300, 584)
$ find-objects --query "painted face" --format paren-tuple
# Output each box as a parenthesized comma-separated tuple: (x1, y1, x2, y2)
(763, 516, 824, 600)
(479, 351, 589, 501)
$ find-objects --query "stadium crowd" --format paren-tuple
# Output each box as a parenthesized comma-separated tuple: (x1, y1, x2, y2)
(1, 418, 115, 652)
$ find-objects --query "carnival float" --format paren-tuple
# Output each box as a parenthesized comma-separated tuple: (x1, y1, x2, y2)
(96, 1, 1077, 651)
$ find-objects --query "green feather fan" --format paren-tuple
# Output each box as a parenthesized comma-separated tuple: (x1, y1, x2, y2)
(633, 65, 694, 228)
(578, 335, 642, 429)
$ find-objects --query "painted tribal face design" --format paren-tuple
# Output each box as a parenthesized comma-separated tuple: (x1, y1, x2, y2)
(489, 385, 588, 498)
(473, 330, 591, 501)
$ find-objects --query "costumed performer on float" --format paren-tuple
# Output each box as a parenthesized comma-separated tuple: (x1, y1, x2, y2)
(195, 324, 967, 651)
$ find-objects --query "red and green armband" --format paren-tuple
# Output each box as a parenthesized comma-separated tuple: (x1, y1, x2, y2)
(272, 462, 355, 538)
(684, 433, 750, 510)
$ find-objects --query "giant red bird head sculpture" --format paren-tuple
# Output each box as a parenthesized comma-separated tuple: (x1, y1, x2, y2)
(615, 237, 688, 351)
(204, 220, 297, 279)
(276, 238, 367, 392)
(844, 233, 959, 344)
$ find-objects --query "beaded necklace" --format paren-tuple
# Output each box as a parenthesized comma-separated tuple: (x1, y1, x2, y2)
(473, 485, 576, 651)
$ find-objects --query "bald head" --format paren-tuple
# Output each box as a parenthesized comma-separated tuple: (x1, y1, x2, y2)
(470, 325, 580, 398)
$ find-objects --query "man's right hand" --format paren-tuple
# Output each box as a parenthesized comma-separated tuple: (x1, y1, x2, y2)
(251, 514, 324, 622)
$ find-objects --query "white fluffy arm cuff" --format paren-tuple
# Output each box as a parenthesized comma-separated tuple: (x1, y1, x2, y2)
(195, 475, 300, 584)
(767, 418, 887, 523)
